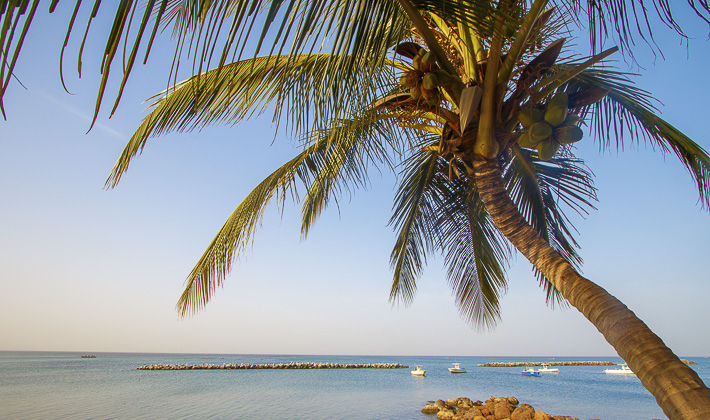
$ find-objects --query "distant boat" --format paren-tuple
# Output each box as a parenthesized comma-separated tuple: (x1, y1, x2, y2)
(604, 364, 635, 375)
(522, 367, 540, 377)
(81, 355, 96, 359)
(411, 365, 426, 376)
(448, 363, 467, 374)
(538, 364, 559, 373)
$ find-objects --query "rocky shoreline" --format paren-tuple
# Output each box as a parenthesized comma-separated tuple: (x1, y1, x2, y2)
(137, 362, 408, 370)
(422, 396, 595, 420)
(477, 361, 613, 367)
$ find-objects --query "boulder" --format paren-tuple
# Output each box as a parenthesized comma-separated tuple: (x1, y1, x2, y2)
(494, 401, 513, 419)
(506, 396, 519, 406)
(422, 404, 440, 414)
(533, 410, 551, 420)
(437, 408, 456, 420)
(511, 404, 535, 420)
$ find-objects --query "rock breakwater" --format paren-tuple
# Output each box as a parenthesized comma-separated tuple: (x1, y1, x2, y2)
(477, 361, 613, 367)
(137, 362, 408, 371)
(421, 396, 593, 420)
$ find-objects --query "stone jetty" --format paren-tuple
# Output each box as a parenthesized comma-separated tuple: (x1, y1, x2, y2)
(137, 362, 408, 371)
(421, 396, 594, 420)
(477, 361, 613, 367)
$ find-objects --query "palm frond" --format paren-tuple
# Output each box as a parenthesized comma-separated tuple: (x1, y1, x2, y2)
(388, 147, 441, 305)
(504, 146, 597, 307)
(105, 53, 391, 188)
(558, 0, 710, 58)
(178, 109, 399, 315)
(567, 68, 710, 209)
(299, 112, 400, 238)
(435, 167, 511, 330)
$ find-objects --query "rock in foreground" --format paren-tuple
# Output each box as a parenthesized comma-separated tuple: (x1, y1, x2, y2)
(421, 396, 594, 420)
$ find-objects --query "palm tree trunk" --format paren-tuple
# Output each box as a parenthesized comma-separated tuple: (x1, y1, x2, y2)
(473, 159, 710, 419)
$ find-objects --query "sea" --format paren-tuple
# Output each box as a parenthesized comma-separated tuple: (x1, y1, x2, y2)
(1, 352, 708, 420)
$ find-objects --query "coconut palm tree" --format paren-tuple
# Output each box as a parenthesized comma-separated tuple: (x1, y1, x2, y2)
(3, 1, 710, 418)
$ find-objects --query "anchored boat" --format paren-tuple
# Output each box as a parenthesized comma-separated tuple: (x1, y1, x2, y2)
(411, 365, 426, 376)
(448, 363, 467, 374)
(604, 364, 635, 375)
(521, 367, 541, 377)
(538, 364, 559, 373)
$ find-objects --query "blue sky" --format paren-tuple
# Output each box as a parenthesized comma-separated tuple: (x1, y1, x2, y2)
(1, 4, 708, 357)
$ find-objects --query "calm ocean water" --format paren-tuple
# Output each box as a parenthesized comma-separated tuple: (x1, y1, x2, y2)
(1, 352, 708, 419)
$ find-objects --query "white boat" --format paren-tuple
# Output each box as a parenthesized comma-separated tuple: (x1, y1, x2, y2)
(522, 367, 540, 377)
(604, 364, 635, 375)
(448, 363, 467, 374)
(411, 365, 426, 376)
(538, 364, 559, 373)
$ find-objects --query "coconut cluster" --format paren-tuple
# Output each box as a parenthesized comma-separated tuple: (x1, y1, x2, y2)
(517, 92, 584, 160)
(399, 48, 455, 107)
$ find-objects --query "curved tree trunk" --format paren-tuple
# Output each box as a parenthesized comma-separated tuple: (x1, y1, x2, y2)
(473, 159, 710, 419)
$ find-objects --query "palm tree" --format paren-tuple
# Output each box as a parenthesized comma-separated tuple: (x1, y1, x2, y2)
(3, 1, 710, 418)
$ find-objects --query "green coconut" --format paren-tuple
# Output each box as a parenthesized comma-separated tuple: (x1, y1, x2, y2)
(555, 125, 584, 144)
(517, 131, 539, 148)
(544, 104, 568, 127)
(548, 91, 569, 108)
(413, 55, 422, 71)
(422, 72, 439, 90)
(529, 121, 553, 142)
(410, 85, 422, 100)
(537, 139, 560, 160)
(518, 108, 543, 128)
(420, 52, 437, 72)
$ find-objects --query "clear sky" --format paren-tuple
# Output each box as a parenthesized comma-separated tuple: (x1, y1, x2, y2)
(1, 5, 708, 357)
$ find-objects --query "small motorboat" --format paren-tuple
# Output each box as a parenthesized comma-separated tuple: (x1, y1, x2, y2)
(538, 364, 559, 373)
(411, 365, 426, 376)
(522, 367, 540, 376)
(448, 363, 467, 374)
(604, 364, 635, 375)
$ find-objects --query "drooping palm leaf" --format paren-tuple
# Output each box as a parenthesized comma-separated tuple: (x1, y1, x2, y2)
(105, 53, 392, 188)
(434, 167, 511, 330)
(503, 146, 597, 307)
(298, 111, 401, 238)
(388, 147, 441, 304)
(567, 67, 710, 209)
(178, 111, 396, 315)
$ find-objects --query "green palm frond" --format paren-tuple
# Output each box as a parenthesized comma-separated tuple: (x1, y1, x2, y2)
(178, 110, 397, 315)
(558, 1, 710, 58)
(435, 168, 511, 330)
(567, 68, 710, 209)
(504, 146, 597, 307)
(299, 112, 401, 238)
(388, 147, 441, 305)
(105, 53, 393, 188)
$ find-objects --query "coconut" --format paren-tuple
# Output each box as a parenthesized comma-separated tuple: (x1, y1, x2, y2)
(422, 72, 439, 90)
(410, 85, 422, 100)
(529, 121, 553, 142)
(537, 139, 560, 160)
(518, 108, 543, 128)
(544, 104, 567, 127)
(420, 52, 437, 72)
(517, 131, 539, 148)
(548, 91, 569, 108)
(554, 125, 584, 144)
